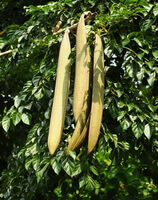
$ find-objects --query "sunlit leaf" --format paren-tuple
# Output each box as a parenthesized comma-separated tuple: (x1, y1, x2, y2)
(62, 157, 75, 176)
(132, 122, 144, 139)
(51, 158, 61, 175)
(2, 115, 11, 132)
(22, 113, 31, 125)
(144, 124, 151, 140)
(12, 112, 21, 126)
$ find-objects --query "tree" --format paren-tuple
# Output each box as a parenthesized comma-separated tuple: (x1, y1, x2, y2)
(0, 0, 158, 199)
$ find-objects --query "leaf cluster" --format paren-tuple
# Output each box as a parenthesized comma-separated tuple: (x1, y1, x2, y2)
(0, 0, 158, 199)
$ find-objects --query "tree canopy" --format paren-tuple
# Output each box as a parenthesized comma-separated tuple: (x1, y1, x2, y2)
(0, 0, 158, 199)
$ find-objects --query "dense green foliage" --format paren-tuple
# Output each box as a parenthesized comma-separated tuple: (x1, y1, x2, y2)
(0, 0, 158, 199)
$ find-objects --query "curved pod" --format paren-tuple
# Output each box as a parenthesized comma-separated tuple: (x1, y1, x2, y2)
(72, 114, 90, 150)
(48, 30, 71, 155)
(88, 34, 104, 154)
(67, 46, 92, 153)
(67, 98, 89, 153)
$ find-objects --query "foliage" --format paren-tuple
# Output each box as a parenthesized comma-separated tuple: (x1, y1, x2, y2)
(0, 0, 158, 199)
(0, 0, 51, 29)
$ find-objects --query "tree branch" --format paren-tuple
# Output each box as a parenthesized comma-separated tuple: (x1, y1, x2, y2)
(0, 12, 95, 56)
(52, 21, 62, 33)
(0, 50, 12, 56)
(53, 11, 96, 35)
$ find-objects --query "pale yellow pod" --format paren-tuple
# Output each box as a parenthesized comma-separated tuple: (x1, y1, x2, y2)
(66, 46, 92, 153)
(66, 95, 88, 153)
(72, 114, 90, 150)
(48, 30, 71, 155)
(88, 34, 104, 154)
(73, 13, 89, 122)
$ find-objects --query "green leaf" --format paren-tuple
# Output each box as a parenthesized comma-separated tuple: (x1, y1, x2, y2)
(148, 104, 157, 112)
(34, 88, 44, 100)
(147, 72, 155, 86)
(152, 50, 158, 59)
(146, 60, 154, 68)
(140, 48, 149, 54)
(127, 103, 135, 111)
(44, 109, 50, 119)
(0, 39, 7, 49)
(69, 150, 76, 160)
(144, 124, 151, 140)
(79, 174, 87, 188)
(119, 141, 130, 150)
(37, 163, 49, 183)
(126, 64, 134, 77)
(72, 163, 82, 177)
(117, 111, 126, 121)
(12, 112, 21, 126)
(141, 19, 153, 31)
(117, 101, 125, 108)
(32, 87, 38, 95)
(104, 46, 112, 58)
(133, 37, 143, 47)
(122, 38, 130, 46)
(132, 122, 144, 139)
(79, 174, 100, 191)
(27, 25, 34, 33)
(109, 134, 118, 148)
(18, 106, 24, 113)
(51, 158, 61, 175)
(136, 51, 144, 60)
(137, 69, 144, 81)
(22, 113, 31, 125)
(127, 31, 138, 39)
(109, 101, 118, 119)
(120, 117, 131, 130)
(25, 144, 37, 157)
(86, 175, 100, 191)
(138, 114, 146, 122)
(115, 89, 123, 97)
(62, 157, 75, 176)
(32, 156, 40, 171)
(129, 114, 137, 122)
(2, 115, 11, 132)
(153, 6, 158, 16)
(90, 166, 99, 176)
(25, 158, 33, 171)
(32, 76, 41, 86)
(24, 102, 33, 110)
(14, 96, 21, 108)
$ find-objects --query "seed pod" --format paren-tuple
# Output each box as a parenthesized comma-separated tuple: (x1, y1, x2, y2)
(66, 95, 89, 153)
(88, 34, 104, 154)
(66, 46, 92, 153)
(72, 115, 90, 150)
(48, 29, 71, 155)
(73, 13, 89, 122)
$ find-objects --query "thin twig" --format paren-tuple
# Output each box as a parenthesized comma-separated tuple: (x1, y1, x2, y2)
(0, 12, 95, 56)
(0, 50, 12, 56)
(52, 21, 63, 33)
(53, 11, 96, 35)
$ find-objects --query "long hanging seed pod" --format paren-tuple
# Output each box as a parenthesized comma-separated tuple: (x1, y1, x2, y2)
(66, 45, 92, 153)
(48, 29, 71, 155)
(73, 12, 90, 122)
(88, 34, 104, 154)
(66, 12, 92, 154)
(68, 46, 92, 151)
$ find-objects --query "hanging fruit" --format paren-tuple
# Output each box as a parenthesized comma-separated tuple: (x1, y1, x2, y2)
(88, 34, 104, 154)
(48, 29, 71, 155)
